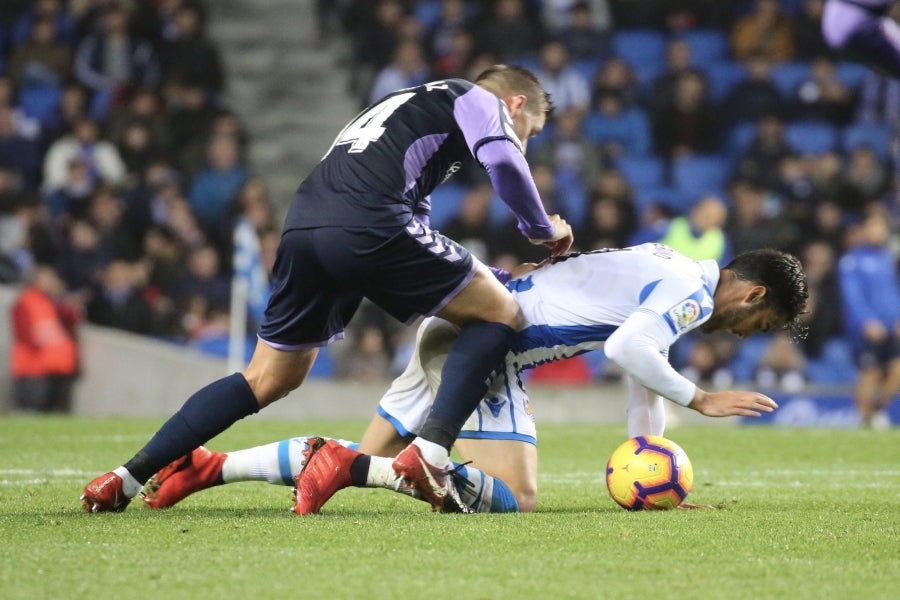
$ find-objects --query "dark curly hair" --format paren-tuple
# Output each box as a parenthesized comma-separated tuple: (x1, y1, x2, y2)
(724, 249, 809, 341)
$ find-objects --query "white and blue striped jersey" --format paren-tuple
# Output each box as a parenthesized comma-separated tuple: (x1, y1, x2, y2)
(507, 243, 718, 370)
(378, 243, 721, 444)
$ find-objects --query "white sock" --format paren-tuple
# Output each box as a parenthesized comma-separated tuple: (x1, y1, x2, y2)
(221, 437, 353, 485)
(114, 466, 144, 497)
(366, 456, 401, 488)
(411, 437, 450, 467)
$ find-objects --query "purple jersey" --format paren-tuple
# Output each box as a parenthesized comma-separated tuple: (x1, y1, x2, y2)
(283, 79, 553, 238)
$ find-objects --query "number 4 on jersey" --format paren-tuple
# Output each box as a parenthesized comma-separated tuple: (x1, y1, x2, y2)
(330, 92, 415, 154)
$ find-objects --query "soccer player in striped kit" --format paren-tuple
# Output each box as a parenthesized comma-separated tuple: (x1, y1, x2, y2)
(143, 244, 808, 514)
(81, 65, 574, 513)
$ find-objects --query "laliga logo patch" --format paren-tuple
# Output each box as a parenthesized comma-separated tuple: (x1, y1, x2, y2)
(668, 299, 701, 331)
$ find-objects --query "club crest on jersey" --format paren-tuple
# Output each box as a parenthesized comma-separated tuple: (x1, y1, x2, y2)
(667, 299, 701, 332)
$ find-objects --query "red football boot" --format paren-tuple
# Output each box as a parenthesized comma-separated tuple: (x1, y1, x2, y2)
(142, 446, 227, 509)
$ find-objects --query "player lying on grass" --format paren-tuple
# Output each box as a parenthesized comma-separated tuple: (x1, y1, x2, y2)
(143, 243, 808, 514)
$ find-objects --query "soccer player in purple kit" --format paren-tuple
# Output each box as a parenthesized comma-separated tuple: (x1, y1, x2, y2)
(80, 65, 574, 513)
(823, 0, 900, 76)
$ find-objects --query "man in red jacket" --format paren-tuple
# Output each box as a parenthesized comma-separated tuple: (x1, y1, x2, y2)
(10, 264, 80, 412)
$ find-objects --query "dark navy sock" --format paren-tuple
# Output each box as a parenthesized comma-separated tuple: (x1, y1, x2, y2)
(124, 373, 260, 483)
(418, 321, 516, 450)
(349, 454, 371, 487)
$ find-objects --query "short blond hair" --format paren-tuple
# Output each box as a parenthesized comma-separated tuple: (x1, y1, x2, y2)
(475, 64, 554, 116)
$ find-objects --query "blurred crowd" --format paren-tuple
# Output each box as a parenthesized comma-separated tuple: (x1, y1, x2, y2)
(4, 1, 899, 422)
(322, 0, 900, 413)
(1, 0, 281, 410)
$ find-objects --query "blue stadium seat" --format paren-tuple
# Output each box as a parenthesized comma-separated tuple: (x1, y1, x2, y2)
(426, 182, 467, 229)
(805, 339, 857, 384)
(703, 61, 748, 102)
(842, 122, 893, 161)
(413, 0, 442, 30)
(616, 156, 665, 191)
(671, 154, 731, 198)
(680, 29, 729, 67)
(785, 121, 838, 155)
(307, 345, 335, 378)
(834, 61, 869, 91)
(18, 82, 62, 127)
(611, 29, 666, 84)
(770, 61, 810, 97)
(633, 185, 694, 215)
(572, 58, 603, 84)
(728, 335, 773, 382)
(727, 121, 759, 159)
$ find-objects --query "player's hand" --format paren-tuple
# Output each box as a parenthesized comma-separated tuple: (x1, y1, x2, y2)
(529, 214, 573, 256)
(688, 389, 778, 418)
(509, 259, 549, 279)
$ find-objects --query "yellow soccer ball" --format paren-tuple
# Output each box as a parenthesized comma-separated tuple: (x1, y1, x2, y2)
(606, 435, 694, 510)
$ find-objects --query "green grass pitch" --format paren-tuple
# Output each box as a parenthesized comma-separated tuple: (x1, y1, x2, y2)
(1, 415, 898, 599)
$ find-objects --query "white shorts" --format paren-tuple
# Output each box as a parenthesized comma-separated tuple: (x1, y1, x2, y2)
(377, 317, 537, 445)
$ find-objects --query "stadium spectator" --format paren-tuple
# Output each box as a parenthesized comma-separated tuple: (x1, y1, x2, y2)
(474, 0, 544, 61)
(55, 218, 108, 294)
(797, 239, 843, 359)
(42, 117, 126, 194)
(660, 195, 731, 262)
(88, 184, 138, 261)
(532, 109, 602, 203)
(369, 39, 430, 104)
(10, 0, 75, 47)
(9, 264, 80, 413)
(0, 106, 42, 189)
(534, 41, 591, 116)
(553, 1, 611, 61)
(793, 56, 857, 124)
(85, 259, 157, 335)
(72, 1, 160, 118)
(440, 182, 494, 263)
(8, 15, 72, 89)
(837, 211, 900, 429)
(585, 90, 652, 159)
(735, 114, 793, 190)
(845, 145, 890, 201)
(755, 331, 808, 392)
(172, 243, 230, 317)
(188, 133, 248, 243)
(726, 179, 799, 256)
(794, 0, 834, 60)
(652, 71, 719, 158)
(721, 56, 786, 126)
(731, 0, 796, 62)
(591, 57, 641, 108)
(424, 0, 473, 67)
(577, 191, 637, 250)
(650, 39, 704, 113)
(102, 90, 171, 169)
(160, 1, 225, 97)
(347, 0, 407, 104)
(429, 26, 476, 80)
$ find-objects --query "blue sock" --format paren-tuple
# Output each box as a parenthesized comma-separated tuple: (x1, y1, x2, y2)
(453, 463, 520, 513)
(419, 321, 516, 449)
(124, 373, 259, 483)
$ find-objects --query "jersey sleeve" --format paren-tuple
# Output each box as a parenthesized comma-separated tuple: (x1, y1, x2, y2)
(452, 84, 522, 156)
(451, 85, 555, 240)
(633, 276, 716, 346)
(602, 275, 715, 406)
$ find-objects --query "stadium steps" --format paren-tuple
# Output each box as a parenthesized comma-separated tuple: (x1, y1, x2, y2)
(207, 0, 358, 214)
